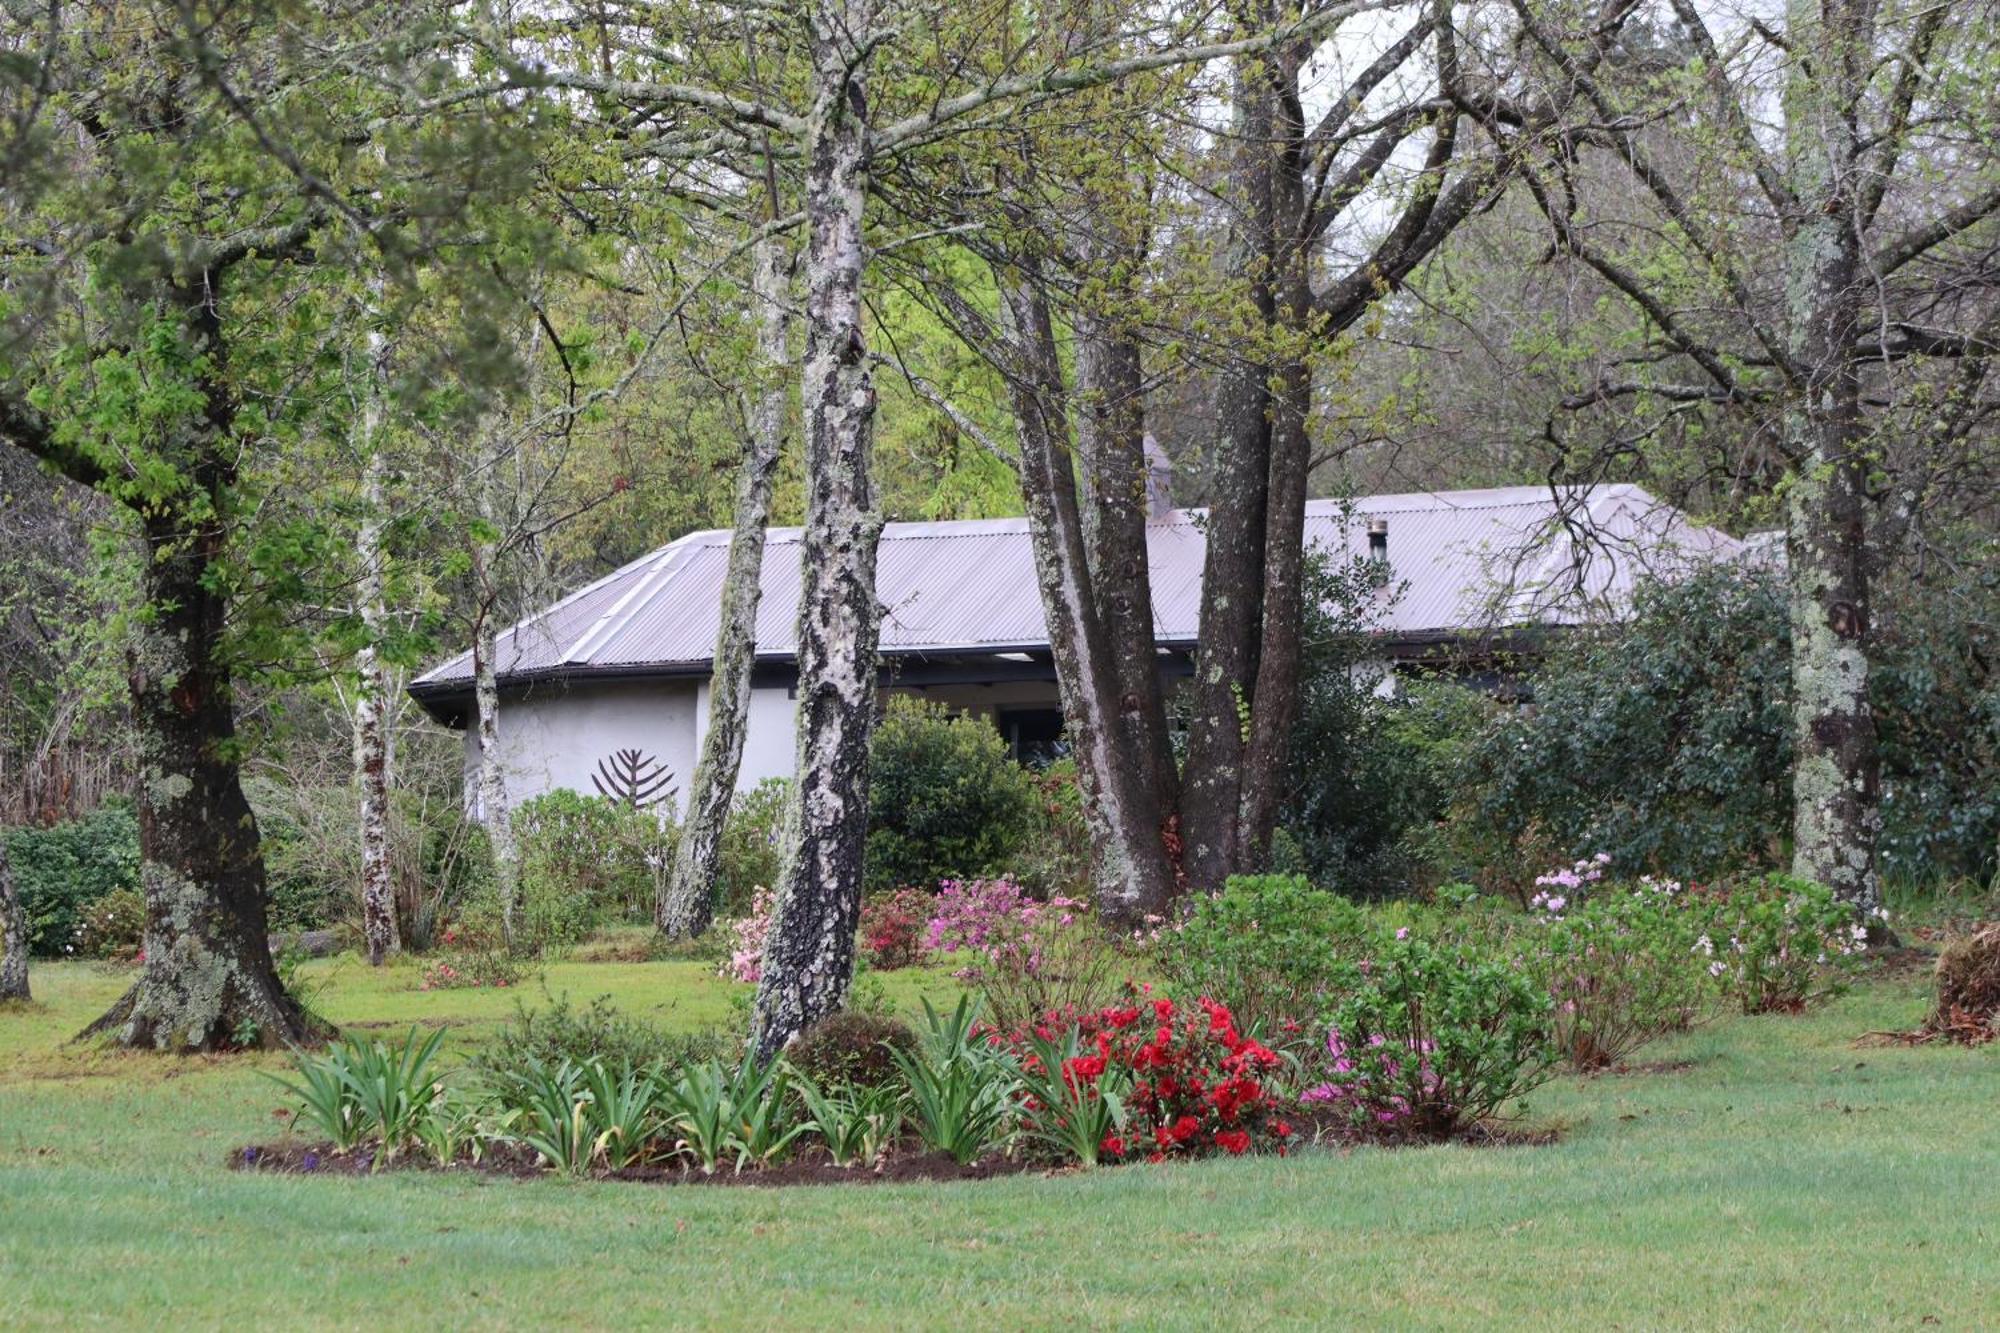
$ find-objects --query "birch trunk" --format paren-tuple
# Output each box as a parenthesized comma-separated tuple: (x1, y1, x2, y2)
(660, 234, 792, 938)
(1782, 0, 1882, 913)
(752, 0, 882, 1060)
(470, 588, 520, 952)
(1, 840, 27, 1003)
(354, 320, 399, 966)
(999, 264, 1177, 926)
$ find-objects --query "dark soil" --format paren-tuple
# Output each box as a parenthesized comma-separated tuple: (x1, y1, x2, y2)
(232, 1138, 1044, 1187)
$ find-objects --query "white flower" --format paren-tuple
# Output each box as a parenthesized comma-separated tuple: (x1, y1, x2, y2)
(1693, 934, 1714, 956)
(1708, 961, 1728, 978)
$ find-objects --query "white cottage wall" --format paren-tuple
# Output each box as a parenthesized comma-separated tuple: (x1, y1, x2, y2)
(463, 680, 702, 817)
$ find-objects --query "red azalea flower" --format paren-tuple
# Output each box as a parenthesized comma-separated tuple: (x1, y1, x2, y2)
(1099, 1134, 1126, 1158)
(1214, 1129, 1251, 1155)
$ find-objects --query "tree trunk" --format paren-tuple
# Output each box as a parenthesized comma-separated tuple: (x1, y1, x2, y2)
(80, 503, 321, 1049)
(1782, 0, 1882, 914)
(1076, 313, 1179, 815)
(998, 263, 1177, 926)
(752, 0, 882, 1061)
(354, 322, 399, 966)
(1, 840, 27, 1003)
(1181, 29, 1280, 894)
(661, 233, 792, 938)
(470, 592, 521, 951)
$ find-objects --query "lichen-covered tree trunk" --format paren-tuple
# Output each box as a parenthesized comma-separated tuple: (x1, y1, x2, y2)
(81, 500, 321, 1049)
(751, 2, 882, 1061)
(470, 593, 520, 951)
(661, 234, 792, 938)
(1781, 0, 1882, 913)
(1182, 32, 1280, 894)
(1076, 313, 1179, 815)
(354, 324, 399, 966)
(998, 264, 1177, 927)
(1, 840, 28, 1003)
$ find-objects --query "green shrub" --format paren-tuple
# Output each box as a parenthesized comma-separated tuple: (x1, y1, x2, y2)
(1011, 759, 1094, 897)
(5, 801, 141, 956)
(1695, 874, 1876, 1014)
(1306, 931, 1557, 1140)
(469, 992, 734, 1082)
(717, 778, 790, 918)
(514, 789, 672, 925)
(865, 696, 1036, 892)
(1523, 878, 1717, 1069)
(1160, 874, 1370, 1041)
(68, 886, 146, 960)
(785, 1009, 919, 1089)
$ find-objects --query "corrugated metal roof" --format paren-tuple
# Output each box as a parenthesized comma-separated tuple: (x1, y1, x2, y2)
(413, 484, 1750, 691)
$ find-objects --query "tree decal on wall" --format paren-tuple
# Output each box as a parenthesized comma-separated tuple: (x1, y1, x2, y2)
(591, 748, 677, 810)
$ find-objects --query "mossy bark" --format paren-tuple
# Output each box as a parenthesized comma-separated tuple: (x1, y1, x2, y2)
(751, 3, 883, 1062)
(354, 316, 399, 966)
(661, 234, 791, 939)
(1, 841, 28, 1003)
(1780, 0, 1882, 913)
(80, 497, 323, 1050)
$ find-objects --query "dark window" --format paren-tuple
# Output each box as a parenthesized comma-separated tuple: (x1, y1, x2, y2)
(996, 706, 1067, 766)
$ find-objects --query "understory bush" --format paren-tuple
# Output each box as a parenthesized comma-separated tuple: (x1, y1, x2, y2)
(67, 886, 145, 960)
(865, 697, 1037, 892)
(1305, 932, 1557, 1140)
(513, 789, 673, 925)
(926, 878, 1123, 1035)
(418, 949, 526, 991)
(1158, 874, 1369, 1041)
(470, 993, 734, 1081)
(858, 888, 930, 970)
(785, 1009, 920, 1089)
(1694, 874, 1878, 1014)
(717, 779, 789, 919)
(1523, 875, 1717, 1069)
(4, 799, 140, 955)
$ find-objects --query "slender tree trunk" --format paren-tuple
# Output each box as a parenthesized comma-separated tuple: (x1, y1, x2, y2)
(81, 498, 321, 1048)
(998, 263, 1177, 926)
(470, 591, 520, 952)
(354, 321, 399, 966)
(752, 0, 882, 1061)
(1782, 0, 1882, 914)
(1182, 27, 1280, 894)
(661, 234, 793, 937)
(1, 840, 28, 1003)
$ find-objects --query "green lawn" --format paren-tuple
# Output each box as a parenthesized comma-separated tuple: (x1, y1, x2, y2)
(1, 955, 1996, 1330)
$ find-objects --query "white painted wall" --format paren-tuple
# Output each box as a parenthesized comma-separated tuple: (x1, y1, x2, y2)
(464, 679, 701, 816)
(463, 675, 1071, 818)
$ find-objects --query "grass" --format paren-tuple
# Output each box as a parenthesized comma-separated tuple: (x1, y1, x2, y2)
(2, 952, 1997, 1329)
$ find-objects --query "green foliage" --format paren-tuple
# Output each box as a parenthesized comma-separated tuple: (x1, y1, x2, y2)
(68, 887, 146, 961)
(1523, 880, 1718, 1069)
(470, 992, 734, 1082)
(785, 1009, 920, 1089)
(514, 789, 674, 925)
(1468, 566, 1796, 877)
(1313, 933, 1558, 1139)
(495, 1058, 600, 1175)
(794, 1078, 904, 1168)
(1696, 875, 1875, 1015)
(1160, 875, 1370, 1040)
(664, 1057, 811, 1174)
(265, 1027, 450, 1167)
(890, 996, 1022, 1164)
(1279, 546, 1491, 894)
(865, 697, 1036, 892)
(4, 802, 141, 956)
(1009, 760, 1094, 897)
(1014, 1026, 1132, 1167)
(716, 778, 790, 919)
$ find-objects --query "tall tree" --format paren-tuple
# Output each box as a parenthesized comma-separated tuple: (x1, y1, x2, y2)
(0, 840, 27, 1003)
(1481, 0, 2000, 912)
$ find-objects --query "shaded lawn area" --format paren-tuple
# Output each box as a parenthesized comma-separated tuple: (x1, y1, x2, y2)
(1, 957, 1996, 1329)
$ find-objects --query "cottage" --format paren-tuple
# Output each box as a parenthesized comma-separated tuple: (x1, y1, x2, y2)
(410, 483, 1755, 815)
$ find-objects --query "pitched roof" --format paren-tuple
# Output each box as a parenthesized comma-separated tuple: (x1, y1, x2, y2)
(411, 484, 1750, 694)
